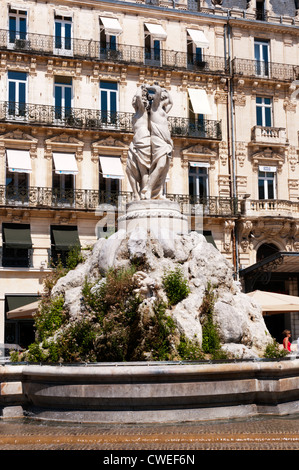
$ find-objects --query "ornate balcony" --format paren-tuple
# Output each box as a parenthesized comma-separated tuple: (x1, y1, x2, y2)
(0, 29, 229, 75)
(242, 198, 299, 218)
(0, 186, 239, 216)
(232, 58, 298, 82)
(0, 102, 222, 140)
(251, 126, 288, 146)
(168, 117, 222, 140)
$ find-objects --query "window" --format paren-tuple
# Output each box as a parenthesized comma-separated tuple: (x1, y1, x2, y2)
(187, 37, 203, 69)
(54, 76, 72, 120)
(189, 163, 209, 201)
(99, 18, 121, 60)
(50, 225, 80, 267)
(5, 149, 31, 203)
(258, 167, 276, 200)
(144, 23, 166, 66)
(8, 8, 27, 45)
(186, 29, 209, 70)
(256, 0, 266, 20)
(54, 15, 72, 55)
(52, 152, 78, 206)
(8, 71, 27, 117)
(254, 39, 269, 77)
(2, 223, 32, 268)
(256, 97, 272, 127)
(100, 81, 118, 124)
(5, 295, 38, 349)
(99, 155, 124, 200)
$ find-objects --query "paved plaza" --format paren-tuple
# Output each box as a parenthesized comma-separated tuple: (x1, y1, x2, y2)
(1, 415, 299, 450)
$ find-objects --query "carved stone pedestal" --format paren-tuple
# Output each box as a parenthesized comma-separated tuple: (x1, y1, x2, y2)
(118, 199, 189, 237)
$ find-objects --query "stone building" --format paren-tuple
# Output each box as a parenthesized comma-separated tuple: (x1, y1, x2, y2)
(0, 0, 298, 350)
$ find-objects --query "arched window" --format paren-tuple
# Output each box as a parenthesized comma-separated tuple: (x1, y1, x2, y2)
(256, 243, 279, 262)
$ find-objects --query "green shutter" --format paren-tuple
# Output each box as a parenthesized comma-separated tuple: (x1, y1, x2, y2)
(3, 224, 32, 249)
(51, 226, 80, 251)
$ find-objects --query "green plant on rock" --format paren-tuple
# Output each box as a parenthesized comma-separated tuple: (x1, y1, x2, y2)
(34, 295, 66, 342)
(162, 267, 190, 306)
(264, 339, 289, 359)
(201, 283, 223, 358)
(178, 334, 204, 361)
(143, 301, 177, 361)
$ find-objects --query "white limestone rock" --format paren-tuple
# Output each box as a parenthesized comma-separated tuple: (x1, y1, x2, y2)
(50, 226, 271, 358)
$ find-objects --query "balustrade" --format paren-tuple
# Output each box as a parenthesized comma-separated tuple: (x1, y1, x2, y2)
(0, 187, 239, 216)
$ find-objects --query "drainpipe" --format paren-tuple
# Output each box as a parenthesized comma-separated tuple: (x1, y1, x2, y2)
(226, 20, 239, 279)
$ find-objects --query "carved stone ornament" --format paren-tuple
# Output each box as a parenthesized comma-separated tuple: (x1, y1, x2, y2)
(181, 143, 217, 169)
(91, 136, 128, 164)
(251, 147, 284, 172)
(44, 133, 84, 161)
(0, 128, 38, 159)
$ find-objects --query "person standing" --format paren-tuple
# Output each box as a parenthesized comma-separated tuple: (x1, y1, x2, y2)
(282, 330, 292, 352)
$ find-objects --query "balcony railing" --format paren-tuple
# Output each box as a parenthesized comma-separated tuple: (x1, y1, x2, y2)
(0, 186, 239, 216)
(0, 29, 229, 75)
(244, 199, 299, 215)
(0, 102, 134, 132)
(232, 58, 298, 82)
(169, 117, 222, 140)
(0, 102, 222, 140)
(251, 126, 288, 145)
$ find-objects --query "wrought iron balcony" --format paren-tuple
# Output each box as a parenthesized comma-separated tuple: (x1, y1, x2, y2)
(232, 58, 298, 82)
(0, 102, 222, 140)
(169, 117, 222, 141)
(167, 194, 240, 216)
(0, 186, 239, 216)
(0, 102, 134, 133)
(0, 29, 229, 75)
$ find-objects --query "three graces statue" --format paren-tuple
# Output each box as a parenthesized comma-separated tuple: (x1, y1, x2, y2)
(126, 84, 173, 200)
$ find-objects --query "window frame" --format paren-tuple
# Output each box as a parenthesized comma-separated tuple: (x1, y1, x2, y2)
(256, 96, 273, 127)
(8, 8, 27, 46)
(7, 71, 27, 117)
(54, 15, 73, 56)
(258, 169, 277, 200)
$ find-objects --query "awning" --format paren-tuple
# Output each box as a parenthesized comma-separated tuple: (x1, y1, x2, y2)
(187, 29, 209, 49)
(144, 23, 167, 41)
(3, 223, 32, 249)
(188, 88, 212, 115)
(53, 152, 78, 175)
(99, 156, 124, 179)
(100, 17, 122, 36)
(247, 290, 299, 314)
(5, 295, 39, 320)
(6, 300, 39, 319)
(51, 226, 80, 251)
(6, 149, 32, 173)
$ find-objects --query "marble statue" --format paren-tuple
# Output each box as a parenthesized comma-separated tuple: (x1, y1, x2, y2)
(126, 84, 173, 200)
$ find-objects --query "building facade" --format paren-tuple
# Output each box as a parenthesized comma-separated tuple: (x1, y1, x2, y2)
(0, 0, 298, 349)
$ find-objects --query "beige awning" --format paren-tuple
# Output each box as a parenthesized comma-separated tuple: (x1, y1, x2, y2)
(100, 17, 122, 36)
(188, 88, 212, 115)
(99, 156, 124, 179)
(6, 300, 39, 319)
(187, 29, 209, 48)
(144, 23, 167, 40)
(53, 152, 78, 175)
(247, 290, 299, 314)
(6, 149, 32, 173)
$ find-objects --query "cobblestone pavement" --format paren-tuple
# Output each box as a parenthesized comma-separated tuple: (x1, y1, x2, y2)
(1, 416, 299, 450)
